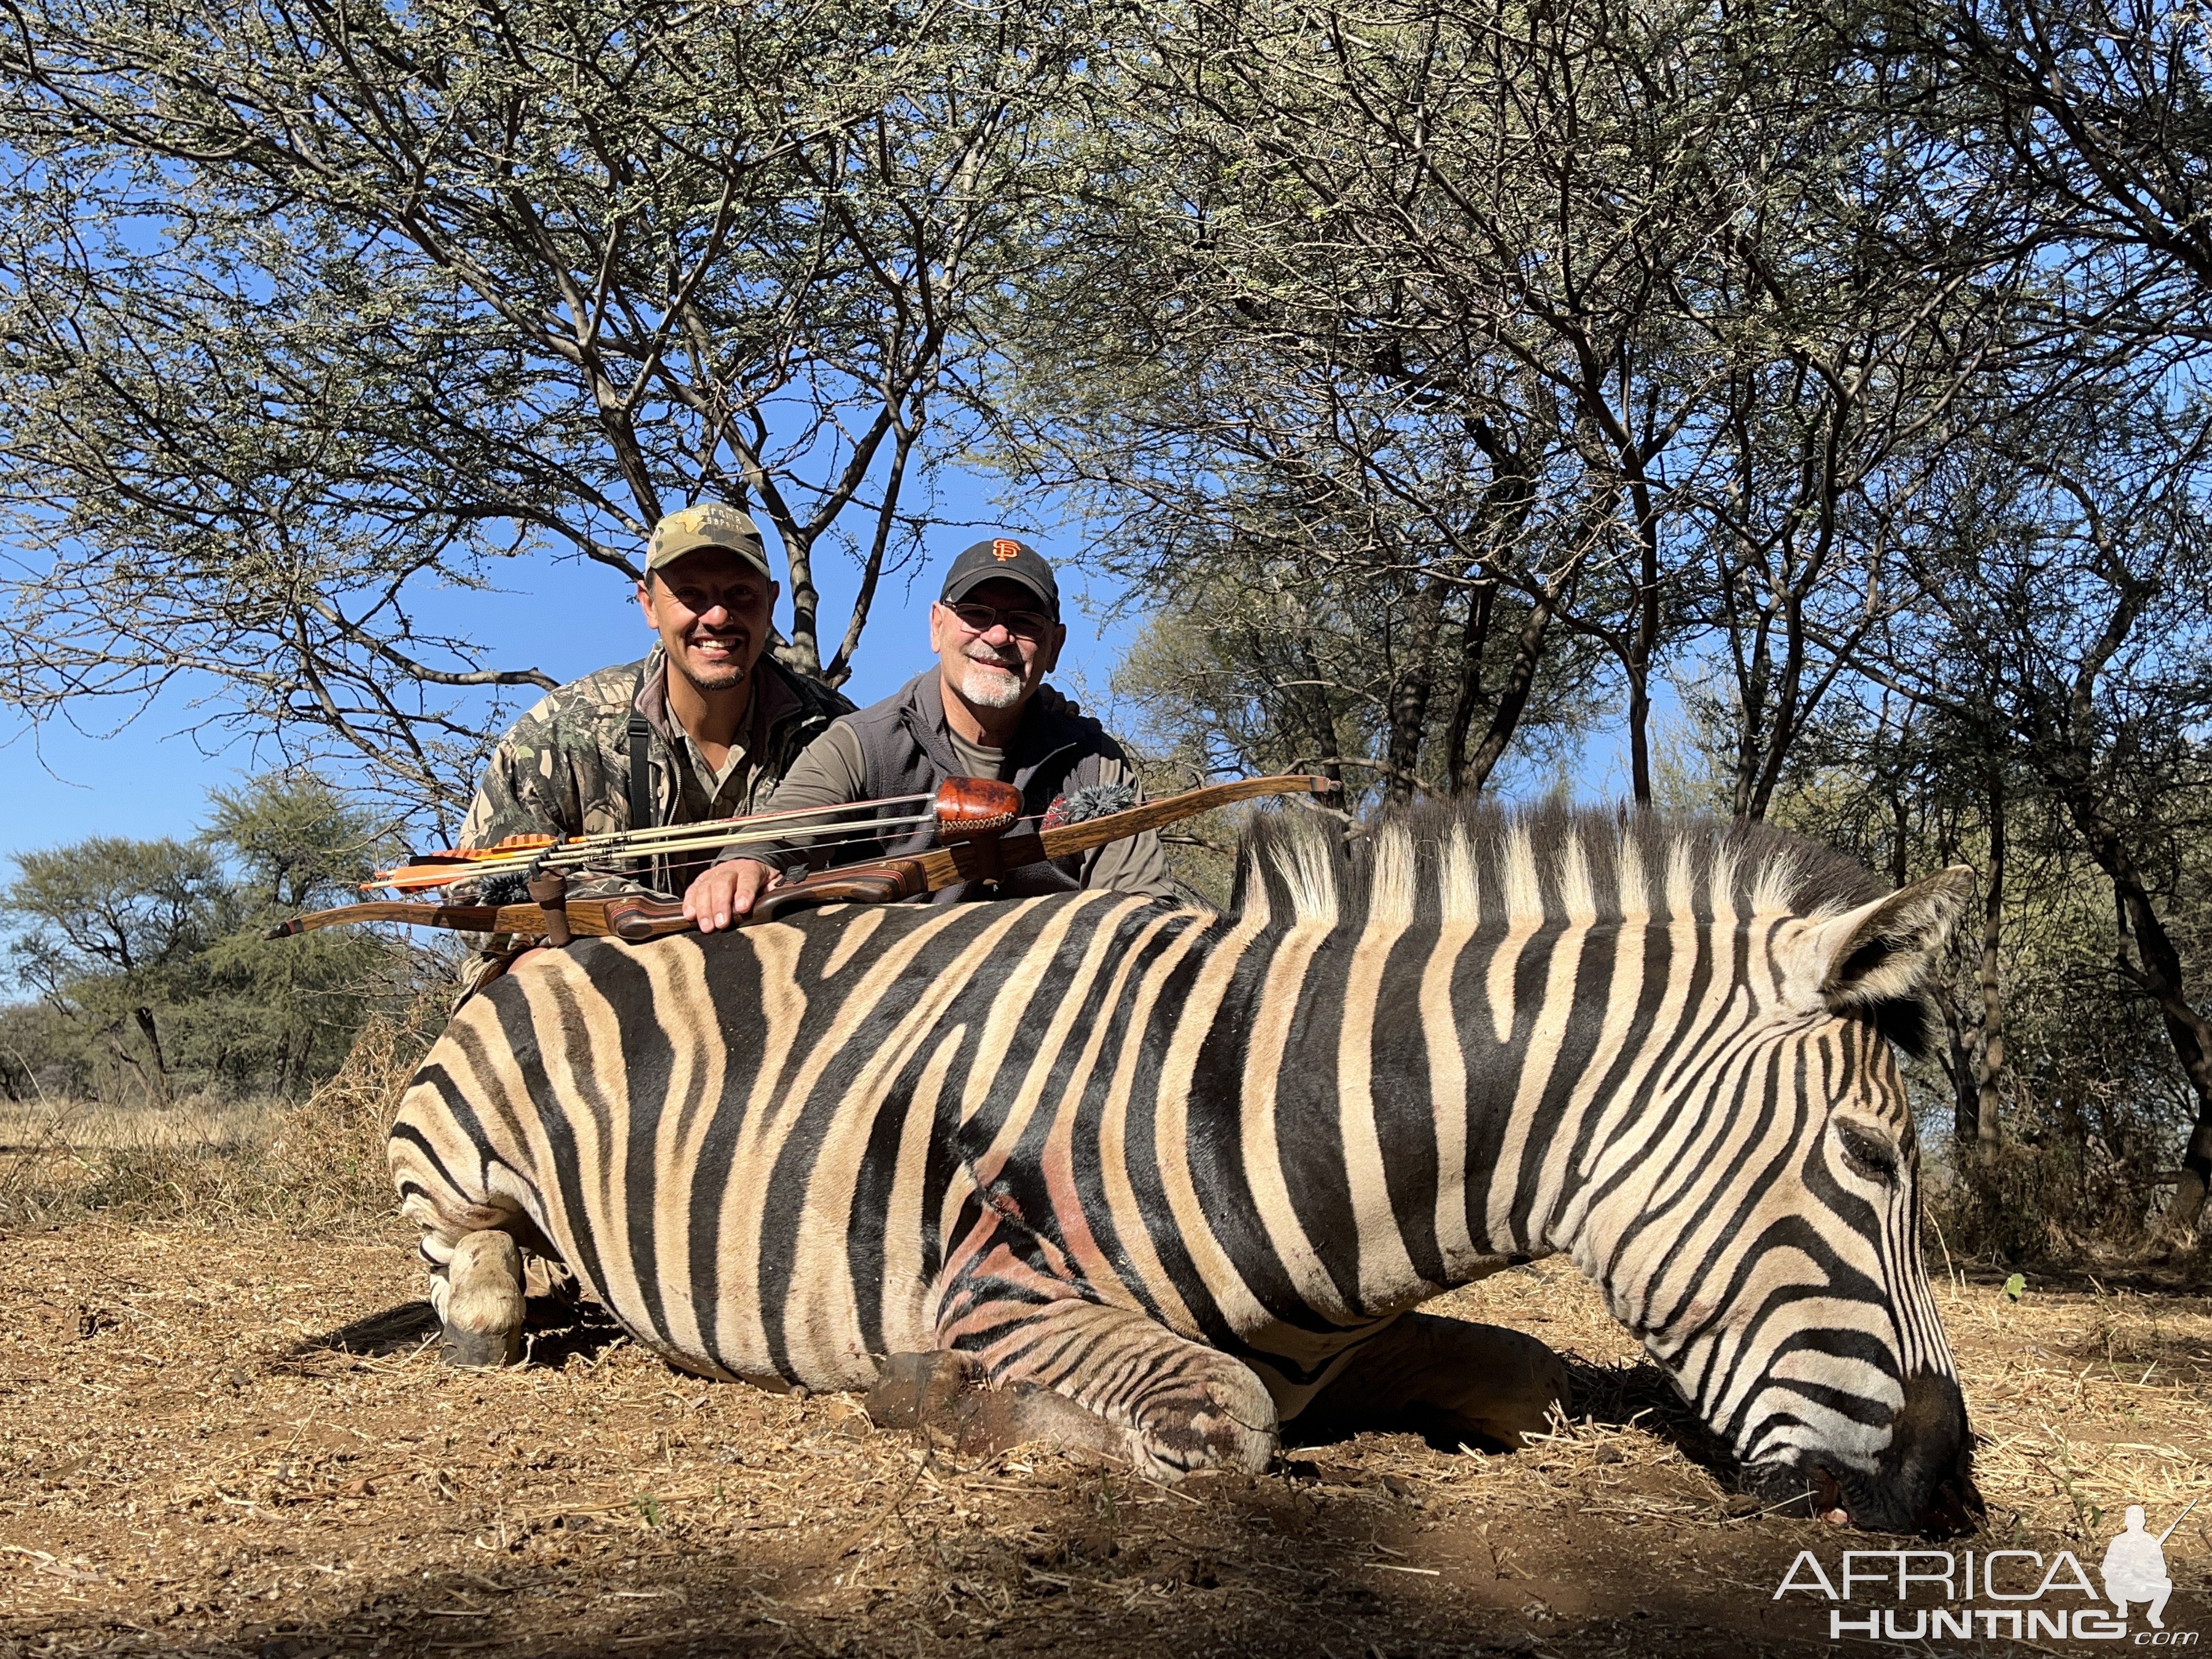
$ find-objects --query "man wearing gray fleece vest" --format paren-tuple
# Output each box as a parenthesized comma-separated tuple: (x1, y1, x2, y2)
(682, 537, 1176, 931)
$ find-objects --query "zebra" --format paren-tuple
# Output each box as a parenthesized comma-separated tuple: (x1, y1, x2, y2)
(390, 799, 1980, 1532)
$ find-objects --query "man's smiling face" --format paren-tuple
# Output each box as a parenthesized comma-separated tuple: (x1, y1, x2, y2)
(930, 575, 1063, 714)
(637, 546, 777, 693)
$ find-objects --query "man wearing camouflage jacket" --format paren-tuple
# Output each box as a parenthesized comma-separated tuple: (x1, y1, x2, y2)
(454, 503, 849, 983)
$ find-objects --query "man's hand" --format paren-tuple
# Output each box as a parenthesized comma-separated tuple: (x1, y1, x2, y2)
(684, 857, 780, 933)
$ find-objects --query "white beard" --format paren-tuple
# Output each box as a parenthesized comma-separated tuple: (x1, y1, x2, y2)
(959, 653, 1026, 709)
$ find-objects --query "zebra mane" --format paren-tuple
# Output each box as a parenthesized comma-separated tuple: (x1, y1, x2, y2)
(1227, 798, 1888, 932)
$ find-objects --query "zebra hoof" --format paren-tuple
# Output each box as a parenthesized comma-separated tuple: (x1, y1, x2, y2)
(441, 1323, 523, 1368)
(439, 1231, 525, 1368)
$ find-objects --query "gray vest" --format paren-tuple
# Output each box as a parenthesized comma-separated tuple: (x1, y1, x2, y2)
(842, 672, 1111, 903)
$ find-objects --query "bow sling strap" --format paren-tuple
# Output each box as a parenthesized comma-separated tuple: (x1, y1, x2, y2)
(627, 663, 657, 882)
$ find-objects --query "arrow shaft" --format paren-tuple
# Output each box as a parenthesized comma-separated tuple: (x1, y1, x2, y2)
(280, 775, 1336, 940)
(377, 813, 936, 891)
(370, 792, 934, 887)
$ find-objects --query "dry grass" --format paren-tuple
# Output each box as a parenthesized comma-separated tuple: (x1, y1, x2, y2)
(5, 1026, 2209, 1654)
(0, 1012, 421, 1235)
(2, 1219, 2207, 1659)
(0, 1097, 286, 1155)
(1940, 1269, 2212, 1545)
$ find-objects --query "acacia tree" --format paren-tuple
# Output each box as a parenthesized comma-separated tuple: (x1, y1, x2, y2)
(983, 0, 2022, 809)
(1887, 0, 2212, 352)
(194, 770, 410, 1093)
(0, 0, 1077, 826)
(4, 836, 224, 1102)
(1859, 393, 2212, 1243)
(1110, 546, 1604, 809)
(985, 0, 1720, 801)
(3, 771, 409, 1100)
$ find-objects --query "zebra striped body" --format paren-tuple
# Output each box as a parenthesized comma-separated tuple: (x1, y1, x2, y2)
(393, 804, 1977, 1528)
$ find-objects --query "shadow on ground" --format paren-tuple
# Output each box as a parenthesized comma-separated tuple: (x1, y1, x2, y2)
(1282, 1348, 1742, 1495)
(176, 1451, 1843, 1659)
(286, 1294, 629, 1368)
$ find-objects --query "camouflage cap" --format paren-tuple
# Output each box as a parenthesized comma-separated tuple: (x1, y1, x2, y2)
(646, 502, 772, 580)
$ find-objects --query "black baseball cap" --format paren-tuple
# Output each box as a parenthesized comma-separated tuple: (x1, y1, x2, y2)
(940, 537, 1060, 619)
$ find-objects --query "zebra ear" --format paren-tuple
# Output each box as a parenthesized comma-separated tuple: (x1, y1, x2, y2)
(1808, 866, 1976, 1015)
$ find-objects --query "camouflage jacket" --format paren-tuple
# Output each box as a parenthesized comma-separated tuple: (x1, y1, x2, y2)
(456, 646, 852, 902)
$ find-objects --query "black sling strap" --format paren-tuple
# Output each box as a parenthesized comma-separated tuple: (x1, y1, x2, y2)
(628, 666, 656, 883)
(628, 717, 653, 833)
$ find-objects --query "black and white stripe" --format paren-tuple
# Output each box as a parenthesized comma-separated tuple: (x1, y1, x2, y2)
(391, 800, 1976, 1526)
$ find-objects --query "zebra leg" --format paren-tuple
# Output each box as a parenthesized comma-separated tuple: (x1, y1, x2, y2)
(1298, 1311, 1568, 1449)
(441, 1231, 526, 1367)
(396, 1129, 554, 1366)
(865, 1350, 1136, 1464)
(930, 1295, 1280, 1479)
(420, 1220, 526, 1368)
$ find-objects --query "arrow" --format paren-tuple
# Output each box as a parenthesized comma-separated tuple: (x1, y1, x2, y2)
(268, 774, 1336, 941)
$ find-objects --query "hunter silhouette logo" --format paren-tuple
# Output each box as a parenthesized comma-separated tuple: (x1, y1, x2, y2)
(1774, 1497, 2199, 1642)
(991, 538, 1022, 560)
(2106, 1502, 2189, 1629)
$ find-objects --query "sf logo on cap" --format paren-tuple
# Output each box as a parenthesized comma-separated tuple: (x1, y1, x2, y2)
(991, 539, 1022, 561)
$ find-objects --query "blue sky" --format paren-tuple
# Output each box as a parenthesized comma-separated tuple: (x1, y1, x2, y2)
(0, 467, 1145, 861)
(0, 463, 1660, 868)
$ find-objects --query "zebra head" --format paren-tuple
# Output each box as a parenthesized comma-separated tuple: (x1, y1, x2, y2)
(1590, 862, 1981, 1534)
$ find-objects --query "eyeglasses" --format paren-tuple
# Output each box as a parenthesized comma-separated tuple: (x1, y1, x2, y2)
(941, 600, 1055, 641)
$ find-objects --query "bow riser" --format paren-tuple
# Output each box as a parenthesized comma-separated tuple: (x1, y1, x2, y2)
(271, 775, 1335, 942)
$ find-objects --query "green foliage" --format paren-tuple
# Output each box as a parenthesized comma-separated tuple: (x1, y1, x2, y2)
(0, 0, 1084, 822)
(1110, 565, 1602, 812)
(190, 775, 412, 1096)
(7, 837, 224, 986)
(0, 998, 92, 1099)
(205, 774, 388, 911)
(1, 770, 414, 1103)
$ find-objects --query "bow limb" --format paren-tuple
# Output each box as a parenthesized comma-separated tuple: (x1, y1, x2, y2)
(1030, 773, 1336, 865)
(770, 773, 1339, 913)
(263, 899, 624, 939)
(269, 775, 1337, 941)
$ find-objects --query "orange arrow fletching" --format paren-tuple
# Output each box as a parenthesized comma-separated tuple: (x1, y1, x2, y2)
(365, 835, 558, 892)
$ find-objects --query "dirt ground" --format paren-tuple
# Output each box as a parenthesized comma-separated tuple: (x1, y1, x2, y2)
(3, 1217, 2209, 1659)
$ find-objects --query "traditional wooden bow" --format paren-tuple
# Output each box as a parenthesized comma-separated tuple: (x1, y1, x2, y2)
(366, 792, 939, 893)
(265, 774, 1334, 942)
